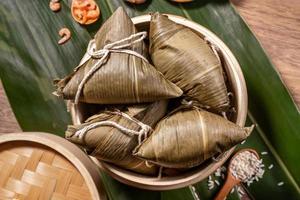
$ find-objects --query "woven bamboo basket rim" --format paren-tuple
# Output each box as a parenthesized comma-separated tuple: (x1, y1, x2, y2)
(69, 13, 248, 190)
(0, 132, 107, 199)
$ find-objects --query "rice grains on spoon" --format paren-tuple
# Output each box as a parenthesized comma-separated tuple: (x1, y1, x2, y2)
(214, 149, 264, 200)
(230, 150, 265, 185)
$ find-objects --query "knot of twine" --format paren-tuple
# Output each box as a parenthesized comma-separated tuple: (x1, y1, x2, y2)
(73, 111, 152, 145)
(74, 31, 149, 104)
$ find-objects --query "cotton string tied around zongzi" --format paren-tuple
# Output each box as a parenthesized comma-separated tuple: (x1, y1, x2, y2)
(73, 110, 152, 145)
(74, 32, 149, 105)
(65, 101, 168, 175)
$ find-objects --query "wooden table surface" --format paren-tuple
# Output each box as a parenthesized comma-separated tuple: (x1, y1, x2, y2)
(0, 0, 299, 133)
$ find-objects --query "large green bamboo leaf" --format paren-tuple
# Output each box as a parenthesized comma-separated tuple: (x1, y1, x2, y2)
(0, 0, 299, 199)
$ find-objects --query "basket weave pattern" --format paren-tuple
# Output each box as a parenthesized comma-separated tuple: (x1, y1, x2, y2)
(0, 142, 92, 200)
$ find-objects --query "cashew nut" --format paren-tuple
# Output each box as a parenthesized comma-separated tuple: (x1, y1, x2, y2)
(58, 28, 71, 45)
(125, 0, 147, 4)
(49, 1, 61, 12)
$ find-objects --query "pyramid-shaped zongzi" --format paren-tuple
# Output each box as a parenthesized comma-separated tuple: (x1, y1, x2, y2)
(66, 101, 168, 175)
(134, 107, 253, 168)
(55, 8, 182, 104)
(149, 13, 229, 112)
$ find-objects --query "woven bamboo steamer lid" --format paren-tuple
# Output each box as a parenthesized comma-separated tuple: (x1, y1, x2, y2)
(69, 14, 248, 190)
(0, 132, 107, 199)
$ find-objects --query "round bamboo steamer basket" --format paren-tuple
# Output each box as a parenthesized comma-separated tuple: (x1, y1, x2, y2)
(69, 14, 248, 190)
(0, 132, 107, 199)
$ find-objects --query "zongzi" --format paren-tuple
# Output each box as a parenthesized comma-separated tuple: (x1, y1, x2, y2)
(128, 100, 168, 128)
(149, 13, 229, 112)
(134, 107, 253, 168)
(66, 100, 168, 175)
(55, 7, 182, 104)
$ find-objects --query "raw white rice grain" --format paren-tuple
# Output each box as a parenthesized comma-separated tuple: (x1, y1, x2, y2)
(237, 186, 245, 195)
(230, 151, 265, 186)
(214, 168, 222, 177)
(277, 182, 284, 186)
(268, 164, 274, 169)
